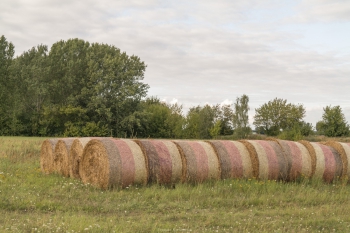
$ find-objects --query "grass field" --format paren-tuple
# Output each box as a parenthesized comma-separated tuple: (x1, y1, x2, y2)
(1, 137, 350, 232)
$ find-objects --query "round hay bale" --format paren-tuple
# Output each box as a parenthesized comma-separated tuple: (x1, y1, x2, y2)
(267, 140, 288, 180)
(298, 140, 317, 177)
(208, 140, 253, 180)
(40, 139, 59, 174)
(134, 139, 183, 185)
(69, 138, 92, 179)
(53, 138, 74, 177)
(239, 140, 259, 178)
(288, 140, 312, 179)
(321, 141, 349, 179)
(80, 138, 148, 189)
(271, 140, 312, 181)
(301, 142, 341, 182)
(172, 140, 220, 183)
(316, 142, 343, 182)
(240, 140, 286, 180)
(267, 139, 292, 180)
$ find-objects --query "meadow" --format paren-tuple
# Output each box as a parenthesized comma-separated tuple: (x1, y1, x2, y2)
(1, 137, 350, 232)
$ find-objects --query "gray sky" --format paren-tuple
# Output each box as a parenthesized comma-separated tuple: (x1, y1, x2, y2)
(1, 0, 350, 127)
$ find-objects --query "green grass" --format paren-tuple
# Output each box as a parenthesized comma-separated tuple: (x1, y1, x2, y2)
(1, 137, 350, 232)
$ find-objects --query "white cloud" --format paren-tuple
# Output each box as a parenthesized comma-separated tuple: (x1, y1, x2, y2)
(169, 98, 178, 105)
(293, 0, 350, 22)
(1, 0, 349, 126)
(220, 99, 233, 106)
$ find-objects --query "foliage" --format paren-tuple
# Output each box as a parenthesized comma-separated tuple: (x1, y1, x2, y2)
(316, 105, 350, 137)
(0, 35, 15, 135)
(0, 37, 149, 137)
(209, 120, 222, 139)
(183, 104, 231, 139)
(253, 98, 306, 136)
(232, 94, 251, 139)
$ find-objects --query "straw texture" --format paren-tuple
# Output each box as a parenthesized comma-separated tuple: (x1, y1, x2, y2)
(40, 139, 59, 174)
(303, 142, 342, 182)
(321, 141, 350, 179)
(69, 138, 92, 179)
(80, 138, 148, 189)
(134, 139, 184, 184)
(208, 140, 253, 179)
(53, 138, 74, 177)
(241, 140, 287, 180)
(173, 140, 220, 183)
(272, 140, 312, 180)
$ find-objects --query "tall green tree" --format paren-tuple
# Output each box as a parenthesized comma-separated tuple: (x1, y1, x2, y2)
(232, 94, 251, 139)
(11, 45, 50, 135)
(84, 43, 149, 137)
(316, 105, 349, 137)
(253, 98, 306, 136)
(0, 35, 15, 135)
(40, 39, 148, 136)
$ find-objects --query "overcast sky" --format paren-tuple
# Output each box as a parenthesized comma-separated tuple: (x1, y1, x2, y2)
(1, 0, 350, 127)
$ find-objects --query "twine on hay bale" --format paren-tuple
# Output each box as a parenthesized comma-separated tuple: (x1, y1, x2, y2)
(40, 139, 59, 174)
(134, 139, 184, 185)
(80, 138, 148, 189)
(208, 140, 253, 180)
(54, 138, 74, 177)
(69, 138, 92, 179)
(321, 141, 349, 179)
(172, 140, 220, 183)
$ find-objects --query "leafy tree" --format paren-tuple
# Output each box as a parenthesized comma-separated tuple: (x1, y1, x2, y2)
(232, 94, 251, 139)
(209, 120, 222, 139)
(183, 104, 220, 139)
(218, 104, 234, 135)
(278, 121, 313, 141)
(83, 42, 149, 137)
(253, 98, 305, 136)
(11, 45, 50, 135)
(38, 39, 148, 136)
(317, 105, 349, 137)
(0, 35, 15, 135)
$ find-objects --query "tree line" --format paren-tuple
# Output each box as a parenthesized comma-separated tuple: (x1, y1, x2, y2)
(1, 35, 349, 139)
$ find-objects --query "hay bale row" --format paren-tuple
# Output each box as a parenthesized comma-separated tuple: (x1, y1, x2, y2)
(40, 137, 350, 189)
